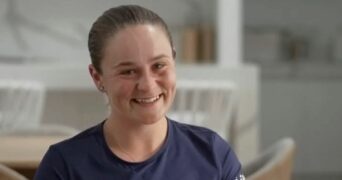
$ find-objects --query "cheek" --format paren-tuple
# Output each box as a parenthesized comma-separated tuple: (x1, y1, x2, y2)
(107, 79, 135, 99)
(163, 70, 176, 93)
(169, 74, 176, 91)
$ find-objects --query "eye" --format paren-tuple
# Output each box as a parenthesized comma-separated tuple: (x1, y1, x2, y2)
(153, 62, 166, 70)
(120, 69, 136, 76)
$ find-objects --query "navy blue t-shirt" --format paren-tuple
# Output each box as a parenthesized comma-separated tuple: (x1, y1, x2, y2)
(34, 119, 244, 180)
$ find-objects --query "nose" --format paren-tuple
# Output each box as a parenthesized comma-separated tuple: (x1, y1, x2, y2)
(136, 71, 157, 92)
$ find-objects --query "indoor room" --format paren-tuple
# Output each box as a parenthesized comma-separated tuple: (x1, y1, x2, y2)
(0, 0, 341, 179)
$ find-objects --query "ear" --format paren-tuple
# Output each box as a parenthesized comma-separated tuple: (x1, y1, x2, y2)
(88, 64, 103, 91)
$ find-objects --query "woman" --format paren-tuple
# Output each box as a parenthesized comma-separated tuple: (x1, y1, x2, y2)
(35, 5, 244, 180)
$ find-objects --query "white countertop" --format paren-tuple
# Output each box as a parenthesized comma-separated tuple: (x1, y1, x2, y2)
(0, 63, 93, 91)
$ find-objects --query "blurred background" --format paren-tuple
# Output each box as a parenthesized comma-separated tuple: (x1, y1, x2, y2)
(0, 0, 342, 179)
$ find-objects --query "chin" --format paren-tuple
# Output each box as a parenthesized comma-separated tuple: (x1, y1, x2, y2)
(138, 114, 166, 125)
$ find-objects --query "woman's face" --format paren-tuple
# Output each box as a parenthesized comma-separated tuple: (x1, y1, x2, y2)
(90, 24, 176, 125)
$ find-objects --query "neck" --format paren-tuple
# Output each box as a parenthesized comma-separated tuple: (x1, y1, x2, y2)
(103, 116, 168, 162)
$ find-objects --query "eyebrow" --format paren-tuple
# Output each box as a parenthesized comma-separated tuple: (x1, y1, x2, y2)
(113, 61, 135, 69)
(151, 54, 169, 61)
(113, 54, 170, 69)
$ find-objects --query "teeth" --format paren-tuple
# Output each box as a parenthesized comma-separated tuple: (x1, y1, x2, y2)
(135, 95, 161, 103)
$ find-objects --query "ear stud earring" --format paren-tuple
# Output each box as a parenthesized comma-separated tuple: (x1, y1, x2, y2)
(99, 85, 105, 92)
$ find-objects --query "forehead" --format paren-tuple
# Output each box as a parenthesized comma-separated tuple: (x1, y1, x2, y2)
(103, 24, 171, 60)
(112, 24, 166, 45)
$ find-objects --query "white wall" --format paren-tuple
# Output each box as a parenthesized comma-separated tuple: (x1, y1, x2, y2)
(244, 0, 342, 62)
(0, 0, 216, 64)
(243, 0, 342, 176)
(1, 0, 246, 67)
(261, 79, 342, 174)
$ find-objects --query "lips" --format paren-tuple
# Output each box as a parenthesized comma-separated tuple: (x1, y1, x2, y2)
(133, 94, 162, 104)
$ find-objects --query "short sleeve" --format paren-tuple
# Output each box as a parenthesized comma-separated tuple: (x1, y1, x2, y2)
(211, 133, 244, 180)
(34, 146, 69, 180)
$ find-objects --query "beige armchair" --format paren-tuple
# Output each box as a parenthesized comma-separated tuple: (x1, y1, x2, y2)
(243, 137, 296, 180)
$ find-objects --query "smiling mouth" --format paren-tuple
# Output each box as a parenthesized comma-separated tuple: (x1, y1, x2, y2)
(133, 94, 163, 104)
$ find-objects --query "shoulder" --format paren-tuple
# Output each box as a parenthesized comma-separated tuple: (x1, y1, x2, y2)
(49, 122, 103, 157)
(169, 119, 224, 146)
(170, 119, 214, 136)
(168, 119, 242, 178)
(35, 122, 104, 179)
(169, 119, 232, 157)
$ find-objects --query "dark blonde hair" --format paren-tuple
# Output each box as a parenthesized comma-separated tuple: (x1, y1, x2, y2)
(88, 5, 175, 74)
